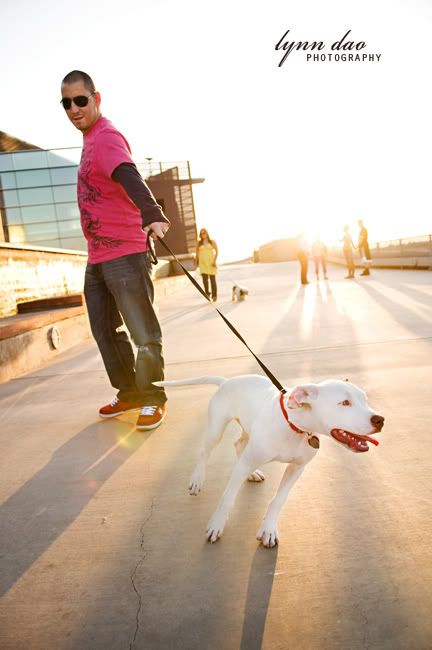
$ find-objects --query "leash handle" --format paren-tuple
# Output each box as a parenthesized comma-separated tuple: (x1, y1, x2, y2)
(155, 235, 287, 394)
(146, 228, 159, 265)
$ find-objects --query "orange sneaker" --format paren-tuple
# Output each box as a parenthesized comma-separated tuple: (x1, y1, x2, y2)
(136, 403, 167, 430)
(99, 396, 143, 418)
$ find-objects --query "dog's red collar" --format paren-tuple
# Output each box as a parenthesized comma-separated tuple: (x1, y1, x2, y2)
(279, 392, 320, 449)
(279, 392, 308, 434)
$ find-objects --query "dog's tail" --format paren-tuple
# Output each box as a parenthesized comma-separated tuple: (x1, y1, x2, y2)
(153, 376, 226, 388)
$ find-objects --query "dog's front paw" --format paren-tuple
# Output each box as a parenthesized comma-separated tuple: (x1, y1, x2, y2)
(256, 524, 279, 548)
(248, 469, 265, 482)
(206, 513, 226, 543)
(189, 469, 205, 495)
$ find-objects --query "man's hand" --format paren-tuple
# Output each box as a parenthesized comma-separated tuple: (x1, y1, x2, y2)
(147, 222, 170, 239)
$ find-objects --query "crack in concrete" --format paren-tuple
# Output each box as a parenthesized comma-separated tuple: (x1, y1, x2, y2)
(129, 500, 154, 650)
(361, 611, 370, 650)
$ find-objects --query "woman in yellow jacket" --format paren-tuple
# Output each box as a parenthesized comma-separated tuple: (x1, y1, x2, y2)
(196, 228, 218, 301)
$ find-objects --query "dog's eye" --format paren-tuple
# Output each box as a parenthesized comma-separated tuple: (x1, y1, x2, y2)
(341, 400, 351, 406)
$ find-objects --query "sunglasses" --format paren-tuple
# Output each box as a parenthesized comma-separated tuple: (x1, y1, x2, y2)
(60, 92, 95, 110)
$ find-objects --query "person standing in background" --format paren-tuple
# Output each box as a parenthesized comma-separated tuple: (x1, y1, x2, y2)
(196, 228, 218, 301)
(358, 219, 372, 276)
(296, 233, 309, 285)
(312, 237, 328, 281)
(342, 225, 356, 279)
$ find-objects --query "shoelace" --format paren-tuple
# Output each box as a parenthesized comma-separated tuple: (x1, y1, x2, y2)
(140, 405, 158, 416)
(110, 396, 120, 406)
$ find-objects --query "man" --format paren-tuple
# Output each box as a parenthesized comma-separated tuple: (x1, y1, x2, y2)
(358, 219, 371, 276)
(296, 233, 309, 285)
(342, 224, 356, 279)
(61, 70, 170, 430)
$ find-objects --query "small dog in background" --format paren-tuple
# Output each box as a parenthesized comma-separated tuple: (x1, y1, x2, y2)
(232, 284, 249, 302)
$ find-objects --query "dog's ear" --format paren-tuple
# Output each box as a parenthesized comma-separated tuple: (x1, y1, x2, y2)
(288, 384, 319, 408)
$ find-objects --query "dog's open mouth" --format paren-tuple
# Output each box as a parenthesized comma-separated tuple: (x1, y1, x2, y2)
(330, 429, 379, 453)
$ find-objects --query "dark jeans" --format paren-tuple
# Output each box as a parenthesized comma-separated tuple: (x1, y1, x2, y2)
(84, 251, 167, 406)
(297, 251, 309, 284)
(358, 243, 371, 274)
(359, 242, 371, 260)
(202, 273, 217, 299)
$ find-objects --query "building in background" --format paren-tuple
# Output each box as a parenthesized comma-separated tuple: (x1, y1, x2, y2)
(254, 238, 298, 263)
(136, 159, 203, 258)
(0, 131, 203, 256)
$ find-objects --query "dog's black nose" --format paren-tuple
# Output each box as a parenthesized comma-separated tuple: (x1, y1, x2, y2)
(371, 414, 384, 430)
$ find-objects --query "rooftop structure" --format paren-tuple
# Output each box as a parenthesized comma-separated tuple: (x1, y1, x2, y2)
(0, 133, 204, 256)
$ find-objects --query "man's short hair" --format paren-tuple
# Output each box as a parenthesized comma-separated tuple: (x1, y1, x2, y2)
(61, 70, 96, 93)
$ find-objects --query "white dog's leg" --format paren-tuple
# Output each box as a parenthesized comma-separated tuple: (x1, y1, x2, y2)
(256, 462, 305, 548)
(207, 447, 270, 542)
(234, 432, 265, 482)
(189, 406, 230, 496)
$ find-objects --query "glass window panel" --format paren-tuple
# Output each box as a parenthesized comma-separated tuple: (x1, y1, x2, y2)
(21, 204, 56, 223)
(52, 185, 77, 203)
(1, 189, 19, 207)
(12, 150, 49, 170)
(39, 239, 62, 249)
(18, 186, 54, 206)
(21, 239, 61, 250)
(57, 220, 82, 237)
(0, 154, 14, 172)
(60, 236, 87, 251)
(0, 172, 16, 189)
(55, 202, 80, 219)
(15, 169, 51, 189)
(50, 166, 78, 185)
(47, 148, 82, 167)
(4, 208, 22, 224)
(8, 224, 27, 243)
(23, 222, 59, 241)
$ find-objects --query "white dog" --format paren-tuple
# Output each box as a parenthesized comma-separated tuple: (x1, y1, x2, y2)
(154, 375, 384, 547)
(231, 284, 249, 302)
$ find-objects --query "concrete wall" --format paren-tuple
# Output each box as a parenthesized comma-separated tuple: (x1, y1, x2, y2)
(0, 242, 189, 382)
(0, 243, 87, 317)
(0, 272, 188, 384)
(0, 243, 173, 317)
(0, 310, 91, 384)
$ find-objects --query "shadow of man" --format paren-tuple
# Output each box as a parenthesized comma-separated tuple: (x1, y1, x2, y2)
(0, 419, 150, 599)
(240, 545, 279, 650)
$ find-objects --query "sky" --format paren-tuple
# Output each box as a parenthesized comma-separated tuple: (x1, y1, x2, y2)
(1, 0, 431, 262)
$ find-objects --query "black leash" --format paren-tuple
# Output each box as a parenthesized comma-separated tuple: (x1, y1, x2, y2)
(148, 232, 286, 394)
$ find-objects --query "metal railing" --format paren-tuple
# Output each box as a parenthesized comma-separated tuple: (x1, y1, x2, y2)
(369, 234, 432, 258)
(328, 234, 432, 269)
(0, 147, 194, 180)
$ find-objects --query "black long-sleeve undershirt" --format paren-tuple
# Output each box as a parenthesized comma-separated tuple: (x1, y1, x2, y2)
(112, 163, 170, 229)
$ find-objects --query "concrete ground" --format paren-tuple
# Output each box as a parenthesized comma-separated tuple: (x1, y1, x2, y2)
(0, 262, 431, 650)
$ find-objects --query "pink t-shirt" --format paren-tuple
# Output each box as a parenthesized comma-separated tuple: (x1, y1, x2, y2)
(78, 116, 148, 263)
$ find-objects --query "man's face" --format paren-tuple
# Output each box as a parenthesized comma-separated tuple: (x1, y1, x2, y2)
(61, 80, 101, 133)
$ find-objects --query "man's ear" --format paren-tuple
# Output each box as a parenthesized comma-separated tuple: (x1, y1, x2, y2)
(288, 384, 319, 408)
